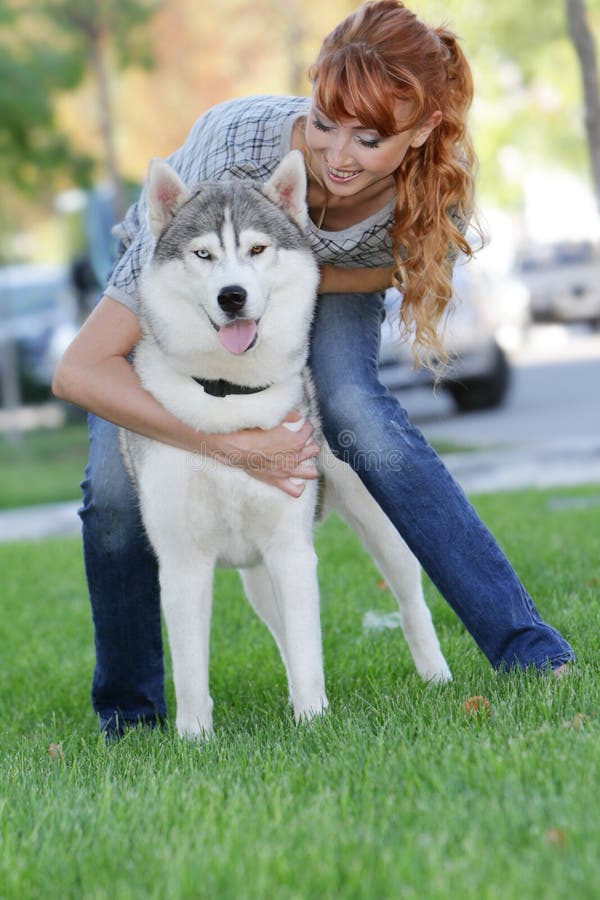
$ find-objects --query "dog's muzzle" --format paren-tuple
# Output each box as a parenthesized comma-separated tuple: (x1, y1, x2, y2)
(210, 285, 258, 354)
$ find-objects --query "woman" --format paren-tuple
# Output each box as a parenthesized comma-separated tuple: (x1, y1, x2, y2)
(54, 0, 574, 736)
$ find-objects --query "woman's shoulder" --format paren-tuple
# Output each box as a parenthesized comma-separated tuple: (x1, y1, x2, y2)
(192, 95, 310, 139)
(176, 95, 310, 182)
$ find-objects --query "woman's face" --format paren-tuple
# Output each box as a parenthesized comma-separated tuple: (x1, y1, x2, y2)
(304, 99, 441, 197)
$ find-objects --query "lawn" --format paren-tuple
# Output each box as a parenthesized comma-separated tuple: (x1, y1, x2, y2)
(0, 484, 598, 899)
(0, 420, 90, 509)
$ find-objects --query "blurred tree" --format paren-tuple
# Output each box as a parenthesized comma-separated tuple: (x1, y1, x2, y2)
(74, 0, 351, 176)
(37, 0, 161, 218)
(0, 1, 159, 210)
(0, 0, 92, 196)
(565, 0, 600, 209)
(416, 0, 600, 208)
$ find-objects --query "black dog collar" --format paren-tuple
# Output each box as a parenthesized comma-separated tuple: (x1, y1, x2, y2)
(192, 377, 271, 398)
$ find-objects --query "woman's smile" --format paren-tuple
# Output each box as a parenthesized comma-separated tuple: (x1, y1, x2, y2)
(324, 163, 363, 184)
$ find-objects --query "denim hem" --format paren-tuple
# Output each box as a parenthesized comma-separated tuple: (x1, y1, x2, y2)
(548, 651, 577, 670)
(499, 650, 576, 673)
(99, 711, 167, 739)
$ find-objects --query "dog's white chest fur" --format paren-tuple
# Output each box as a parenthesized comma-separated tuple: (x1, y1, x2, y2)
(132, 436, 317, 570)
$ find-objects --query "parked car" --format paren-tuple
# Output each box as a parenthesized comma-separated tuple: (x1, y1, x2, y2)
(0, 264, 79, 403)
(516, 240, 600, 325)
(379, 260, 528, 412)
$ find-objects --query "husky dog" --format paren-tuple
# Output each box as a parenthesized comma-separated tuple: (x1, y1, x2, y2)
(121, 150, 450, 739)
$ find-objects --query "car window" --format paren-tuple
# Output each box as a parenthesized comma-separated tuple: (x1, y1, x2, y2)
(0, 271, 69, 318)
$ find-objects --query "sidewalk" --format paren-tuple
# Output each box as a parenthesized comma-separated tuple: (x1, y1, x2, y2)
(443, 437, 600, 494)
(1, 439, 599, 544)
(0, 499, 81, 543)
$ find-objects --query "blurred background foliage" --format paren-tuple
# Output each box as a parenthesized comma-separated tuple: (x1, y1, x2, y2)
(1, 0, 599, 262)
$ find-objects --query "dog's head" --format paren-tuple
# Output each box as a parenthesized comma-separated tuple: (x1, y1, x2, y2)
(141, 152, 319, 378)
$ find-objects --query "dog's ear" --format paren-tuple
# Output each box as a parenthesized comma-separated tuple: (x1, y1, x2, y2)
(146, 159, 191, 237)
(263, 150, 308, 231)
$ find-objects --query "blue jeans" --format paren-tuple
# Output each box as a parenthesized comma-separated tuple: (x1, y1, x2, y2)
(80, 417, 166, 733)
(79, 291, 574, 731)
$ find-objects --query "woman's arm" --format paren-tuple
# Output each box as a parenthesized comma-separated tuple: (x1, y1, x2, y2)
(52, 296, 319, 497)
(318, 265, 395, 294)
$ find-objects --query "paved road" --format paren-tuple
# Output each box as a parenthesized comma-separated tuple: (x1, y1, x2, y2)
(406, 324, 600, 452)
(1, 324, 599, 543)
(399, 323, 600, 493)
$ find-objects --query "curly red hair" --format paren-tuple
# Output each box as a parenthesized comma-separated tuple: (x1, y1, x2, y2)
(310, 0, 478, 361)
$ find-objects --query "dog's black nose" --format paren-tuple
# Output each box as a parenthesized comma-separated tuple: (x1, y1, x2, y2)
(218, 285, 247, 315)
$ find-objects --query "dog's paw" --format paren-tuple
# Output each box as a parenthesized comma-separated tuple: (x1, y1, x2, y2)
(293, 695, 329, 725)
(177, 724, 214, 742)
(420, 664, 453, 685)
(176, 715, 214, 741)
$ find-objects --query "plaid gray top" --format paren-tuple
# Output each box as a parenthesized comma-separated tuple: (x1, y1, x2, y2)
(107, 95, 397, 312)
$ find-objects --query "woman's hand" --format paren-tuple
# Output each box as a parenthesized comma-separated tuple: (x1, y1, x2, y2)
(205, 411, 320, 498)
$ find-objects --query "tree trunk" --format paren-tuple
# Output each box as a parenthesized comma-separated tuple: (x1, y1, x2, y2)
(565, 0, 600, 211)
(90, 30, 126, 221)
(283, 0, 306, 96)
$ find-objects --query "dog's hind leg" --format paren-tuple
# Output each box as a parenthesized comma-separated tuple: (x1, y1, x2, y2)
(240, 563, 291, 687)
(159, 557, 216, 739)
(260, 544, 329, 723)
(321, 447, 452, 683)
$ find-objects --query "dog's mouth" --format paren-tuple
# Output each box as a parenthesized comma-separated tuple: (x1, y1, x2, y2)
(212, 318, 258, 355)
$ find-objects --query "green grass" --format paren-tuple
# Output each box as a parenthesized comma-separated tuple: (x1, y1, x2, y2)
(0, 487, 599, 899)
(0, 422, 89, 509)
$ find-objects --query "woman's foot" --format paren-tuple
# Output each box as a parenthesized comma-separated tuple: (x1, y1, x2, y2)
(552, 662, 572, 679)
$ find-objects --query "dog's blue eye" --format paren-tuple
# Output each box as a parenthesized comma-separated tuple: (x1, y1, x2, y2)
(250, 245, 267, 256)
(194, 248, 212, 260)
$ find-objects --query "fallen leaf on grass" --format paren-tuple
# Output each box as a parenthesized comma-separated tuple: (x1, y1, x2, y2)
(546, 828, 568, 848)
(464, 696, 492, 717)
(48, 743, 65, 760)
(563, 712, 592, 729)
(377, 580, 389, 591)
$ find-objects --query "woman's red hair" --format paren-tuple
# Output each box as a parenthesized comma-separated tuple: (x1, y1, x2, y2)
(310, 0, 478, 361)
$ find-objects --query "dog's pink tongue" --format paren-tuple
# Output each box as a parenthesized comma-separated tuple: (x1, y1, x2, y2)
(218, 319, 257, 355)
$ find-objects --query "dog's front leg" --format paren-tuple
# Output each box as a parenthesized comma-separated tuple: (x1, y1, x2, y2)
(263, 545, 328, 723)
(159, 558, 215, 739)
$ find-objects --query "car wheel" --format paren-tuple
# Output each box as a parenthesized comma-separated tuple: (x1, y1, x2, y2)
(444, 343, 511, 412)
